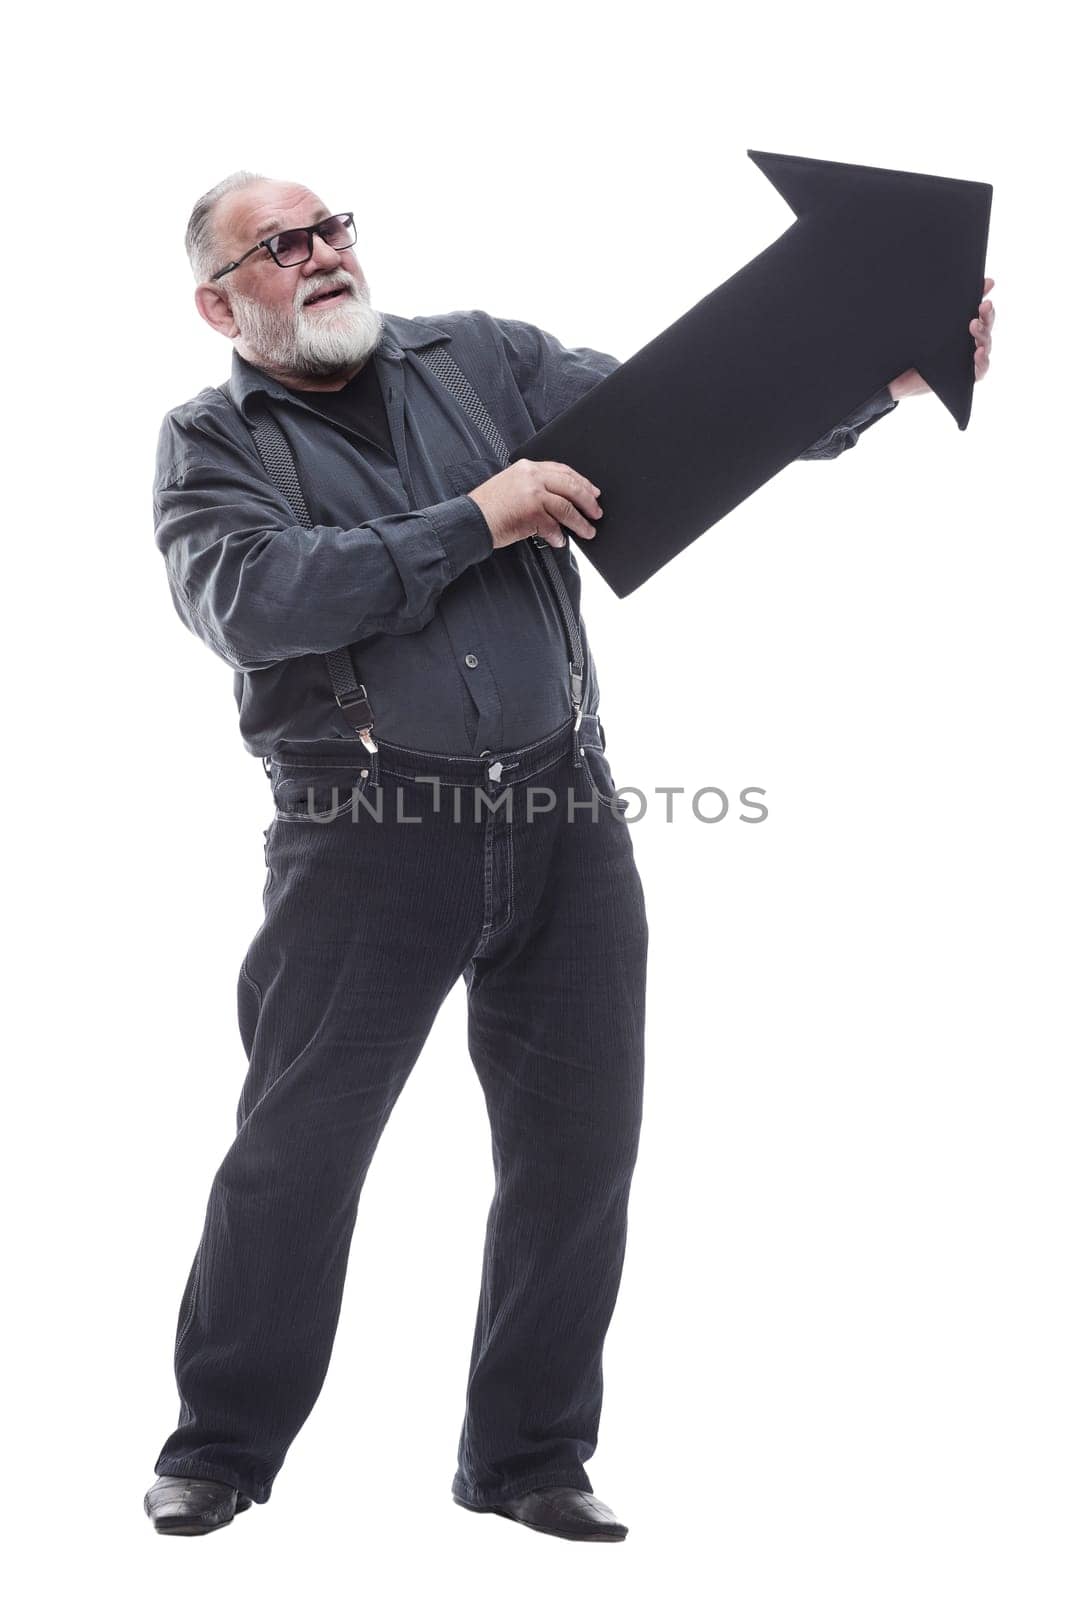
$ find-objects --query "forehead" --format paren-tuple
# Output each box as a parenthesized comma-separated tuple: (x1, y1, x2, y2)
(219, 183, 331, 250)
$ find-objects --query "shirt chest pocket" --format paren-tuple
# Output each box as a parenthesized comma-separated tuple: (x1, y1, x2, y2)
(442, 456, 502, 497)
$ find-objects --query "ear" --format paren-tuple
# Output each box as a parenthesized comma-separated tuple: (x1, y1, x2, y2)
(195, 281, 239, 340)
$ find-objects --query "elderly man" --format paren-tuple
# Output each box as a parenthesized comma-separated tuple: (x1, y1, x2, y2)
(144, 172, 995, 1541)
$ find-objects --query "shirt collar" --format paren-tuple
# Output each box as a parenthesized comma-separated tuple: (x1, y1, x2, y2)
(226, 310, 453, 416)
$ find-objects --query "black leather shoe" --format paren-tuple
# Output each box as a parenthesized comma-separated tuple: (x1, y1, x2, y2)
(454, 1485, 628, 1541)
(144, 1474, 252, 1535)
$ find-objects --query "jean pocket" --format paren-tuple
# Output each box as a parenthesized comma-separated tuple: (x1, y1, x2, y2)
(578, 740, 630, 813)
(271, 761, 373, 823)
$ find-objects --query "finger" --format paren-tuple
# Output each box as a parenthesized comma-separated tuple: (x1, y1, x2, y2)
(542, 467, 603, 523)
(543, 490, 598, 541)
(543, 467, 601, 515)
(530, 511, 567, 548)
(541, 461, 601, 499)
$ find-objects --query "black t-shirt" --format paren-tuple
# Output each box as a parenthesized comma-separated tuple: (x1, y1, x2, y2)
(286, 358, 394, 460)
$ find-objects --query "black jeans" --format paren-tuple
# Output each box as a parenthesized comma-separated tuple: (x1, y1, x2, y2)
(153, 712, 648, 1507)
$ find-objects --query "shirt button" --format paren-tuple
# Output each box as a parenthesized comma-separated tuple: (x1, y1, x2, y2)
(464, 653, 479, 668)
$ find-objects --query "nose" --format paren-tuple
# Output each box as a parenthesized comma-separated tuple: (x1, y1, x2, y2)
(306, 229, 355, 274)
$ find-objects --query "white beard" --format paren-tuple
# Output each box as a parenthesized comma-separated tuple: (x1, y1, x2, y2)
(229, 270, 386, 379)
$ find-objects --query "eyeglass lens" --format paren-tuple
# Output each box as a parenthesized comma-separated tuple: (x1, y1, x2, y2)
(272, 214, 356, 266)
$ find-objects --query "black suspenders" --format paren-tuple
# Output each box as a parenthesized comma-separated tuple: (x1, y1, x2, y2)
(221, 345, 587, 755)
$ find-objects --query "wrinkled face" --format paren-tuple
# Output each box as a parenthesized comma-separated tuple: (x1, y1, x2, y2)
(204, 181, 385, 380)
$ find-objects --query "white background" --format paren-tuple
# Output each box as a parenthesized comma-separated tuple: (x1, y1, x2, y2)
(6, 2, 1063, 1596)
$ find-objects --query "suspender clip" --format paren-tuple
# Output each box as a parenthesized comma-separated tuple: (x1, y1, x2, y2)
(336, 684, 379, 753)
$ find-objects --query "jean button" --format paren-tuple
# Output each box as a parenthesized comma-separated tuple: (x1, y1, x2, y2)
(464, 653, 478, 668)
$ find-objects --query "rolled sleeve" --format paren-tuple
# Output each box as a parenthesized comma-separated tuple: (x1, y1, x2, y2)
(796, 386, 899, 460)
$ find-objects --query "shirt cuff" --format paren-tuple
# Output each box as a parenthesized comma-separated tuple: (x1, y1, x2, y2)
(849, 385, 899, 428)
(421, 492, 496, 580)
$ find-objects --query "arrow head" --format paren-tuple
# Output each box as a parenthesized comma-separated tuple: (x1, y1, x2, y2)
(747, 149, 992, 427)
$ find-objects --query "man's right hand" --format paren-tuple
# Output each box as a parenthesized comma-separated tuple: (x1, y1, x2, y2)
(466, 459, 603, 551)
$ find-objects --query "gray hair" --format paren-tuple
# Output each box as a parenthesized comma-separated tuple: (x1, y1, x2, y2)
(185, 170, 268, 284)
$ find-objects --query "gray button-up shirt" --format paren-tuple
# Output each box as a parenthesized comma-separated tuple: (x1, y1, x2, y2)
(153, 308, 897, 758)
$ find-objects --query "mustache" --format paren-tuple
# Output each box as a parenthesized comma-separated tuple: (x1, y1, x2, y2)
(297, 269, 365, 310)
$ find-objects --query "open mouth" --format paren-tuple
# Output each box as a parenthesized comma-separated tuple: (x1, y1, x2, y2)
(304, 285, 351, 309)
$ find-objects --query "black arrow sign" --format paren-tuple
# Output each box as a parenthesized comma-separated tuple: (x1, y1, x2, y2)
(508, 149, 993, 597)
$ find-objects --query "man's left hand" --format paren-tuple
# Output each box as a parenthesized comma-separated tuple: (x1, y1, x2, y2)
(887, 277, 996, 400)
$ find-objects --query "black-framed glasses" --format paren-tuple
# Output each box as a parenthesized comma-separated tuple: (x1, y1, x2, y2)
(210, 212, 357, 281)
